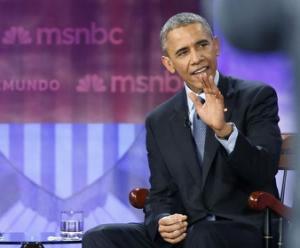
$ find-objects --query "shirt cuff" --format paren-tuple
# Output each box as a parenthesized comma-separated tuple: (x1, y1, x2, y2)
(215, 123, 238, 154)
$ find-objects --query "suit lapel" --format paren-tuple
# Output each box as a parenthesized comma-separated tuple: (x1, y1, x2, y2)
(169, 89, 203, 183)
(202, 126, 219, 183)
(219, 74, 234, 122)
(202, 75, 235, 184)
(168, 76, 235, 186)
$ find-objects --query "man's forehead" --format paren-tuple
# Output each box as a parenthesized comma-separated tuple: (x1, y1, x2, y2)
(165, 24, 210, 49)
(166, 23, 210, 42)
(168, 23, 202, 34)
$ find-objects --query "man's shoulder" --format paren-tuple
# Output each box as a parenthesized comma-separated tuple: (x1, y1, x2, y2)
(146, 88, 184, 123)
(223, 75, 277, 96)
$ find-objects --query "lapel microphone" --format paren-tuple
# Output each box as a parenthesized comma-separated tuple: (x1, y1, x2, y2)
(184, 117, 192, 128)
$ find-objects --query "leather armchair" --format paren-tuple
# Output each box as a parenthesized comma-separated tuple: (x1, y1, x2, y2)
(129, 134, 294, 248)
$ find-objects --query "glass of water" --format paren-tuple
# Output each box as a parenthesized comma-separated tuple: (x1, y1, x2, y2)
(60, 210, 84, 239)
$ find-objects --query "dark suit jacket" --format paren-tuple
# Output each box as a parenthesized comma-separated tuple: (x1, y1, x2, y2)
(143, 75, 282, 246)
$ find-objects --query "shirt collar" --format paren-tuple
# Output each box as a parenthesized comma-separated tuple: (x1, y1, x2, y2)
(185, 71, 219, 112)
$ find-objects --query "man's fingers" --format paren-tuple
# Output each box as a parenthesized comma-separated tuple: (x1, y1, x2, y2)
(201, 73, 220, 97)
(215, 90, 224, 100)
(163, 232, 187, 244)
(159, 221, 188, 233)
(188, 92, 203, 109)
(158, 215, 174, 225)
(159, 214, 187, 225)
(158, 214, 188, 244)
(200, 73, 213, 92)
(208, 74, 217, 89)
(160, 226, 187, 239)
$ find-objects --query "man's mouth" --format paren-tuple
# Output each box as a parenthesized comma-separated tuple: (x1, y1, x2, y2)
(191, 66, 209, 75)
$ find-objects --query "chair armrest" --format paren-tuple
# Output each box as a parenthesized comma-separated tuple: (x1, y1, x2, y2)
(248, 191, 292, 221)
(129, 187, 149, 209)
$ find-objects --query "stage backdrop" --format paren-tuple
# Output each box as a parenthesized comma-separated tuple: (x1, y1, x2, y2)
(0, 0, 295, 242)
(0, 0, 201, 238)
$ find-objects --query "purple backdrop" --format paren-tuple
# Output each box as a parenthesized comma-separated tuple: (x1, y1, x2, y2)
(0, 0, 197, 122)
(0, 1, 294, 246)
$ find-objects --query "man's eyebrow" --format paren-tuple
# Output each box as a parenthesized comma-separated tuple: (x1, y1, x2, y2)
(175, 47, 188, 56)
(174, 39, 211, 56)
(195, 39, 210, 45)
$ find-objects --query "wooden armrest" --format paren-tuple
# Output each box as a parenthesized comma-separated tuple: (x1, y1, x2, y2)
(248, 191, 292, 221)
(129, 187, 149, 209)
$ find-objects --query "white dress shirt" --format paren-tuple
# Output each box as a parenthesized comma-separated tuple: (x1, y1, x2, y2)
(184, 71, 238, 154)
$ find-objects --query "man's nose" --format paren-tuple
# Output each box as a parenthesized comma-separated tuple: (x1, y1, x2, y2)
(190, 49, 202, 65)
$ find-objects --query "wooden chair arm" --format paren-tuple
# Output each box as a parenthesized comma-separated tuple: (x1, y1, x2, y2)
(129, 187, 149, 209)
(248, 191, 292, 221)
(129, 189, 293, 221)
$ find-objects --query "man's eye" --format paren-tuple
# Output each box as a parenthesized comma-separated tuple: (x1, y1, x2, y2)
(177, 51, 187, 57)
(198, 42, 208, 47)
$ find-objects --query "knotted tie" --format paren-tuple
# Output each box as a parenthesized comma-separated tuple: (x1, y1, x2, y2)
(192, 98, 206, 163)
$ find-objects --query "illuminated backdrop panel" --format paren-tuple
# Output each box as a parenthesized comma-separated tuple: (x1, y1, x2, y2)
(0, 0, 201, 237)
(0, 0, 294, 241)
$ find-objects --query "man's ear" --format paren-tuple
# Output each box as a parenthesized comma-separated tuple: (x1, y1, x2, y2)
(213, 37, 220, 56)
(161, 56, 176, 74)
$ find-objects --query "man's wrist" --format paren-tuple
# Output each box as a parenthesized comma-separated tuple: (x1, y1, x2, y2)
(215, 122, 234, 140)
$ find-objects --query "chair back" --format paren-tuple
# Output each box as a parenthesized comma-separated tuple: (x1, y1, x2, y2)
(278, 133, 295, 202)
(279, 133, 295, 170)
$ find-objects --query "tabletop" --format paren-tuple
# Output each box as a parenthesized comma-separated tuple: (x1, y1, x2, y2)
(0, 232, 82, 245)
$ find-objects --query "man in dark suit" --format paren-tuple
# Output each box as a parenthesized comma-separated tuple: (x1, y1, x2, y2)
(83, 12, 281, 248)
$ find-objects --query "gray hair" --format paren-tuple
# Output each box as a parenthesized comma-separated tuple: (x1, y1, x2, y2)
(160, 12, 213, 54)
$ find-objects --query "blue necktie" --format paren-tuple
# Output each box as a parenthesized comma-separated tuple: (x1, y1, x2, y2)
(192, 99, 206, 163)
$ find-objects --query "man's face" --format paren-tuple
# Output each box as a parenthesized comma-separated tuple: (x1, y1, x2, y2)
(162, 23, 219, 93)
